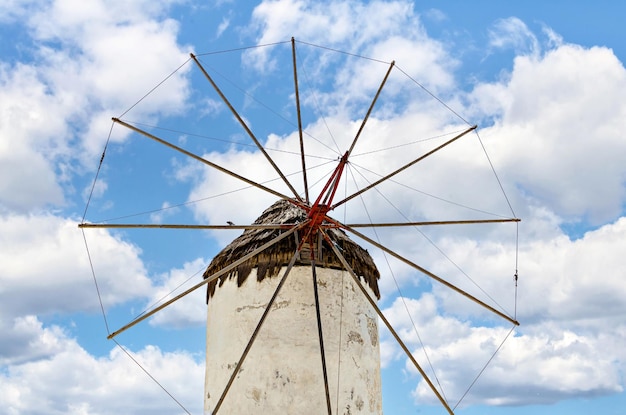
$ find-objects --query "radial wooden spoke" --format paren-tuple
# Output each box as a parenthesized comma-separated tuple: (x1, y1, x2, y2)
(311, 257, 333, 415)
(345, 218, 520, 228)
(292, 37, 310, 204)
(332, 125, 477, 210)
(112, 118, 293, 202)
(320, 228, 455, 415)
(346, 60, 395, 158)
(213, 249, 300, 415)
(78, 223, 297, 230)
(190, 53, 302, 202)
(332, 219, 519, 326)
(106, 222, 307, 339)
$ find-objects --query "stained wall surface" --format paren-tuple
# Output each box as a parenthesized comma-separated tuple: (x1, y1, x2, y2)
(204, 265, 382, 415)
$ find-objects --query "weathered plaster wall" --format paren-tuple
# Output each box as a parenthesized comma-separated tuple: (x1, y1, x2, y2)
(204, 266, 382, 415)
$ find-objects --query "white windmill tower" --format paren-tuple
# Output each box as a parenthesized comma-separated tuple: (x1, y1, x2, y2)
(79, 37, 520, 415)
(202, 199, 383, 414)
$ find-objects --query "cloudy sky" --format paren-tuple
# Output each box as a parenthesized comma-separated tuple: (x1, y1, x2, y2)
(1, 1, 625, 414)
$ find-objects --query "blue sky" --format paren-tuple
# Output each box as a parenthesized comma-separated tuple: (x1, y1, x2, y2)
(1, 1, 625, 414)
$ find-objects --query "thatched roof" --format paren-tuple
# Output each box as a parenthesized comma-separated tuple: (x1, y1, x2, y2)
(204, 199, 380, 302)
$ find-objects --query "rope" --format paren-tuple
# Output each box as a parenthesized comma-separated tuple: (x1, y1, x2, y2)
(81, 228, 111, 334)
(350, 128, 470, 158)
(514, 221, 519, 319)
(117, 57, 192, 119)
(473, 128, 521, 322)
(121, 119, 337, 161)
(346, 148, 522, 405)
(111, 338, 192, 415)
(346, 164, 449, 403)
(348, 161, 514, 318)
(135, 266, 205, 320)
(453, 325, 516, 410)
(81, 229, 193, 414)
(348, 159, 513, 219)
(80, 118, 195, 412)
(81, 122, 114, 222)
(475, 130, 517, 218)
(295, 39, 391, 65)
(194, 40, 291, 57)
(395, 65, 470, 126)
(88, 158, 336, 225)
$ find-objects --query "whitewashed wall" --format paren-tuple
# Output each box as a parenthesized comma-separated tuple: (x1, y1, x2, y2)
(204, 265, 382, 415)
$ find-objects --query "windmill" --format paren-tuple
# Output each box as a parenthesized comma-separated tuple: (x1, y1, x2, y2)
(80, 38, 520, 414)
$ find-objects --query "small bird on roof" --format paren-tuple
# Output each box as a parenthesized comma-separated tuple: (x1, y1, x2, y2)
(227, 221, 235, 226)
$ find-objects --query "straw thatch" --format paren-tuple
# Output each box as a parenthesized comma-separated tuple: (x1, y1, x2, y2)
(204, 199, 380, 302)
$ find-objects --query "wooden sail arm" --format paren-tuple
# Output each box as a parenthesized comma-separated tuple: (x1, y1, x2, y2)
(190, 53, 302, 202)
(345, 218, 521, 228)
(311, 258, 333, 415)
(112, 118, 293, 203)
(212, 249, 301, 415)
(78, 223, 297, 230)
(327, 217, 520, 326)
(320, 228, 455, 415)
(291, 37, 310, 204)
(332, 125, 477, 210)
(106, 221, 307, 340)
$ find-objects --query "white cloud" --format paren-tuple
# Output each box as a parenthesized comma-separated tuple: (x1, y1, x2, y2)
(379, 217, 626, 406)
(488, 17, 540, 56)
(0, 316, 67, 366)
(518, 217, 626, 324)
(181, 147, 340, 245)
(0, 0, 38, 23)
(381, 293, 625, 407)
(149, 201, 181, 223)
(148, 258, 210, 328)
(410, 326, 623, 407)
(469, 43, 626, 225)
(247, 0, 456, 93)
(0, 5, 204, 399)
(0, 213, 152, 317)
(0, 63, 68, 211)
(216, 16, 231, 38)
(198, 96, 224, 118)
(0, 0, 192, 213)
(251, 0, 414, 50)
(0, 317, 204, 415)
